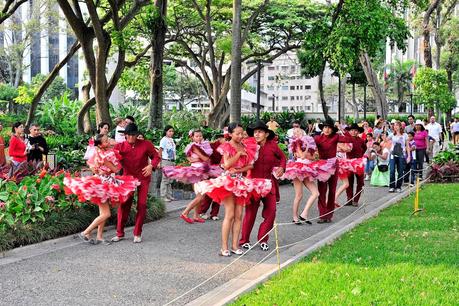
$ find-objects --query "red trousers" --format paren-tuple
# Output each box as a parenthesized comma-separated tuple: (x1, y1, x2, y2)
(116, 180, 149, 237)
(273, 179, 280, 203)
(197, 195, 220, 217)
(239, 191, 276, 245)
(346, 173, 364, 204)
(317, 174, 338, 220)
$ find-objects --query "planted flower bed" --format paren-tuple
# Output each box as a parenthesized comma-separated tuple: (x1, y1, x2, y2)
(0, 169, 165, 252)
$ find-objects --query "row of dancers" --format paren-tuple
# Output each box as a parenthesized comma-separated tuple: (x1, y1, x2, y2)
(64, 118, 366, 256)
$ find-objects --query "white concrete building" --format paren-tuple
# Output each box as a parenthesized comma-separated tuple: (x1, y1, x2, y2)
(243, 52, 323, 113)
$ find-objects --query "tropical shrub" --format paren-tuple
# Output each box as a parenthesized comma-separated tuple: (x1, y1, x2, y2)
(35, 93, 82, 135)
(0, 171, 166, 251)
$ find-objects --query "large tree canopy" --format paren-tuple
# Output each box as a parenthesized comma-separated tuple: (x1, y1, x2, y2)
(165, 0, 323, 127)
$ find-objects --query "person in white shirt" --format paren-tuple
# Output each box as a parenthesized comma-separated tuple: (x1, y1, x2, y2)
(450, 118, 459, 145)
(158, 125, 176, 202)
(425, 116, 442, 158)
(286, 121, 306, 139)
(114, 117, 126, 143)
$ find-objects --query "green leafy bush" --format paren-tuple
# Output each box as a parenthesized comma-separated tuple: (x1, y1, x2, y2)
(0, 171, 166, 252)
(35, 93, 82, 135)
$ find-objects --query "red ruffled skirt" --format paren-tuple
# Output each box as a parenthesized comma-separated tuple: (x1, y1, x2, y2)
(337, 157, 366, 179)
(162, 163, 223, 184)
(276, 158, 336, 182)
(195, 174, 272, 206)
(64, 174, 140, 206)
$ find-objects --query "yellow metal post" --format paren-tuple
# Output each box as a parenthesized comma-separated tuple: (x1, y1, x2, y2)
(412, 177, 423, 215)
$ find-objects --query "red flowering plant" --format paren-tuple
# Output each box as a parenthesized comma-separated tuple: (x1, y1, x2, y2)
(0, 172, 85, 231)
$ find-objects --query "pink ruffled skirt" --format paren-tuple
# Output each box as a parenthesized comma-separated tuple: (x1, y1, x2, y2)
(195, 174, 272, 206)
(64, 174, 140, 206)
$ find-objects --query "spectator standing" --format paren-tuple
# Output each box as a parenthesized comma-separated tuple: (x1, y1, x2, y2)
(267, 118, 280, 132)
(114, 117, 126, 143)
(27, 124, 48, 162)
(313, 118, 322, 136)
(450, 118, 459, 145)
(9, 122, 27, 166)
(158, 125, 176, 202)
(287, 121, 306, 139)
(389, 121, 410, 193)
(405, 115, 416, 134)
(370, 142, 390, 187)
(0, 123, 5, 166)
(413, 120, 428, 179)
(426, 116, 442, 158)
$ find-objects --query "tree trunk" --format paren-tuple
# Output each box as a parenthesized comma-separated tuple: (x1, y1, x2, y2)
(26, 41, 80, 128)
(230, 0, 242, 123)
(423, 0, 440, 69)
(148, 0, 168, 129)
(446, 69, 453, 123)
(208, 98, 229, 128)
(434, 4, 442, 69)
(318, 71, 331, 121)
(359, 52, 387, 118)
(352, 82, 359, 121)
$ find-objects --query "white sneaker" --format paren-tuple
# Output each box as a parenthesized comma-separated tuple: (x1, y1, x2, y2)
(396, 188, 402, 193)
(364, 175, 369, 181)
(110, 236, 124, 242)
(133, 236, 142, 243)
(200, 214, 209, 220)
(211, 216, 220, 221)
(388, 188, 395, 193)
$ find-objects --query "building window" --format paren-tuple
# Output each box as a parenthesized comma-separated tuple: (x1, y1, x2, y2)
(281, 96, 288, 101)
(305, 106, 311, 111)
(305, 95, 311, 100)
(282, 85, 289, 90)
(267, 85, 274, 90)
(290, 96, 295, 100)
(281, 66, 289, 72)
(282, 106, 288, 111)
(290, 85, 295, 90)
(268, 66, 275, 71)
(268, 76, 275, 81)
(305, 85, 311, 90)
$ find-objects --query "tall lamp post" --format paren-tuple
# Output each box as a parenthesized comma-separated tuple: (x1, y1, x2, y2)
(272, 94, 276, 113)
(248, 59, 272, 120)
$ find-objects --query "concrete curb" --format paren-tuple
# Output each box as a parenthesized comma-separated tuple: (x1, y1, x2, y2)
(186, 185, 421, 306)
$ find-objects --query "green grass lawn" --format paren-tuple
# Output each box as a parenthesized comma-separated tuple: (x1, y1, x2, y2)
(233, 184, 459, 305)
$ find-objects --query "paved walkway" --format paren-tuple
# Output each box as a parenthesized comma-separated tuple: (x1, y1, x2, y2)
(0, 182, 404, 305)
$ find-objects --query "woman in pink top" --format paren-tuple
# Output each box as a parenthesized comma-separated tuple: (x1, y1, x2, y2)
(413, 120, 429, 179)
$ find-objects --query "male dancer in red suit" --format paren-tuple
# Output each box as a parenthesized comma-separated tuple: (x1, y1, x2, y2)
(345, 123, 367, 207)
(314, 118, 352, 223)
(111, 123, 161, 243)
(239, 121, 286, 251)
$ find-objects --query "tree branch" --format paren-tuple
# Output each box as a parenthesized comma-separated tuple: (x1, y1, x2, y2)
(241, 0, 270, 45)
(0, 0, 27, 25)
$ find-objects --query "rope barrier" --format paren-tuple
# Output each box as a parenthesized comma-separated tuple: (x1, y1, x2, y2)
(163, 164, 433, 306)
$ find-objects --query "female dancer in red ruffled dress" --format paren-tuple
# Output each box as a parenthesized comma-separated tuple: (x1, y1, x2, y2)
(334, 140, 365, 207)
(196, 123, 272, 257)
(279, 135, 335, 224)
(64, 134, 140, 245)
(163, 129, 222, 223)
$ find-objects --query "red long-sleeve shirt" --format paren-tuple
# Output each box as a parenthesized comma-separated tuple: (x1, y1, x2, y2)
(347, 136, 367, 158)
(249, 140, 287, 179)
(9, 135, 27, 163)
(314, 133, 352, 159)
(209, 141, 223, 165)
(114, 139, 161, 182)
